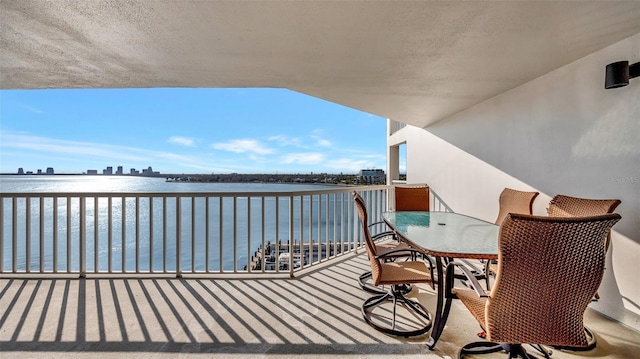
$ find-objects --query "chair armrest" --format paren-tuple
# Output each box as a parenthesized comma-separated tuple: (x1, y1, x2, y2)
(445, 261, 489, 298)
(371, 230, 396, 241)
(375, 247, 423, 259)
(369, 221, 396, 241)
(369, 220, 385, 228)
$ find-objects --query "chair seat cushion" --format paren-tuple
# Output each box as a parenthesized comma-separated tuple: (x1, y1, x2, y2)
(453, 288, 487, 331)
(378, 261, 432, 285)
(375, 241, 412, 258)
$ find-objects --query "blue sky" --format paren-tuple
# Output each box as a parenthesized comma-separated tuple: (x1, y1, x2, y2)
(0, 88, 391, 174)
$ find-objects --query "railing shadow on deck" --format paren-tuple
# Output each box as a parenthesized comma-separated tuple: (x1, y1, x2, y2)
(0, 253, 437, 357)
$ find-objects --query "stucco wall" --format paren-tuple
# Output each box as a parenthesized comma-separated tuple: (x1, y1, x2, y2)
(390, 33, 640, 329)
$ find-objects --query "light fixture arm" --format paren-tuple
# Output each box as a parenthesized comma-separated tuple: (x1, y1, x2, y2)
(630, 62, 640, 79)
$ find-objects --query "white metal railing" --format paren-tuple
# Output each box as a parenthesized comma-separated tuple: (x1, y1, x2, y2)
(1, 186, 397, 277)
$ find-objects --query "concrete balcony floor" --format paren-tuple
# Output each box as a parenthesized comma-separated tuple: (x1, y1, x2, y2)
(1, 251, 639, 359)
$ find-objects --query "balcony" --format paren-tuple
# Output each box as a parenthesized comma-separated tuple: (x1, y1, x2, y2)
(1, 187, 639, 357)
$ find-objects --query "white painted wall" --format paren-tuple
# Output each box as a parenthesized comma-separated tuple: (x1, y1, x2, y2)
(389, 33, 640, 330)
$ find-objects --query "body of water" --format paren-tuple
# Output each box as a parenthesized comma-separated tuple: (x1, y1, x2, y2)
(1, 176, 353, 273)
(0, 175, 339, 193)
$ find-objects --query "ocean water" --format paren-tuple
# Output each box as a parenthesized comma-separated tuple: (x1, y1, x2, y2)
(0, 175, 350, 272)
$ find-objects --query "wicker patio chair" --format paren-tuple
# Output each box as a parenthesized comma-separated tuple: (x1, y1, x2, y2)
(358, 186, 431, 293)
(354, 191, 415, 293)
(495, 188, 540, 226)
(354, 191, 436, 337)
(394, 185, 430, 211)
(449, 213, 621, 358)
(548, 194, 621, 302)
(485, 188, 540, 285)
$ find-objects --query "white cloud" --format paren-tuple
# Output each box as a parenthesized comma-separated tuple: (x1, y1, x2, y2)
(0, 131, 210, 172)
(19, 104, 45, 115)
(281, 152, 325, 165)
(168, 136, 195, 147)
(269, 133, 332, 148)
(316, 139, 332, 147)
(310, 129, 332, 147)
(211, 139, 274, 155)
(1, 132, 146, 162)
(268, 135, 303, 147)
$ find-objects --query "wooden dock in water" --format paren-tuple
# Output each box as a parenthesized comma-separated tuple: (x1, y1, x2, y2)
(246, 241, 358, 271)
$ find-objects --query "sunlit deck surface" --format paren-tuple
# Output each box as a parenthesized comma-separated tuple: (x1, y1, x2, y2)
(2, 250, 639, 359)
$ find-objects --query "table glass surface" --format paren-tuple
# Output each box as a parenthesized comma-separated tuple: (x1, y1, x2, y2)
(383, 211, 499, 258)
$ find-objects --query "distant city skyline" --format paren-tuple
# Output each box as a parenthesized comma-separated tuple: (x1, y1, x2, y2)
(10, 164, 387, 176)
(14, 165, 159, 175)
(9, 165, 389, 186)
(0, 88, 399, 174)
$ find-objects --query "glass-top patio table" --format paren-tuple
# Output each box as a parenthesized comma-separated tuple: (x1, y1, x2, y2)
(382, 211, 499, 349)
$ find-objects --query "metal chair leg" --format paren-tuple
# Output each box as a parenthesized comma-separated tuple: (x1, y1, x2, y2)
(361, 284, 432, 337)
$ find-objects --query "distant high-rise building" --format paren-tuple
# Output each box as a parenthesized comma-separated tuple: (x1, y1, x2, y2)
(87, 169, 98, 175)
(37, 169, 42, 175)
(46, 167, 54, 175)
(130, 168, 139, 175)
(103, 166, 113, 175)
(17, 168, 24, 175)
(142, 166, 159, 176)
(116, 166, 123, 175)
(359, 169, 385, 184)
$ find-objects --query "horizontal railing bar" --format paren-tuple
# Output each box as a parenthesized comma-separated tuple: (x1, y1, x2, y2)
(0, 185, 389, 199)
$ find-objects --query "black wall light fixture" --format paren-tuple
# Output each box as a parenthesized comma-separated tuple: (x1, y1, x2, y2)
(605, 60, 639, 89)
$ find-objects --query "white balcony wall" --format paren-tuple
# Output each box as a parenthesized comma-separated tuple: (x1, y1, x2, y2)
(389, 33, 640, 330)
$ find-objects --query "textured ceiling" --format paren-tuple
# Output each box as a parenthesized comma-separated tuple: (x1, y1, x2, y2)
(2, 1, 640, 127)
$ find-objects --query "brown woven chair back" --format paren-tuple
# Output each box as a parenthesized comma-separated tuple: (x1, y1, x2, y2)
(547, 194, 621, 250)
(548, 194, 621, 217)
(486, 213, 621, 347)
(495, 188, 539, 226)
(353, 192, 383, 285)
(395, 186, 430, 211)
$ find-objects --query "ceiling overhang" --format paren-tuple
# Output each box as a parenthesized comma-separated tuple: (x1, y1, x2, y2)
(2, 1, 640, 127)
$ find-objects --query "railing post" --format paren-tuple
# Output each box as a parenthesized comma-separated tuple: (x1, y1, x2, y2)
(108, 197, 112, 273)
(122, 196, 126, 273)
(289, 195, 294, 277)
(298, 195, 304, 268)
(163, 196, 167, 273)
(79, 196, 86, 277)
(233, 196, 237, 273)
(67, 197, 71, 273)
(12, 197, 17, 273)
(53, 197, 58, 273)
(219, 198, 223, 273)
(275, 196, 280, 273)
(191, 196, 196, 273)
(40, 197, 44, 272)
(247, 196, 251, 273)
(136, 196, 140, 274)
(205, 196, 210, 273)
(149, 196, 154, 273)
(94, 196, 99, 274)
(176, 196, 181, 278)
(26, 196, 31, 273)
(261, 197, 266, 273)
